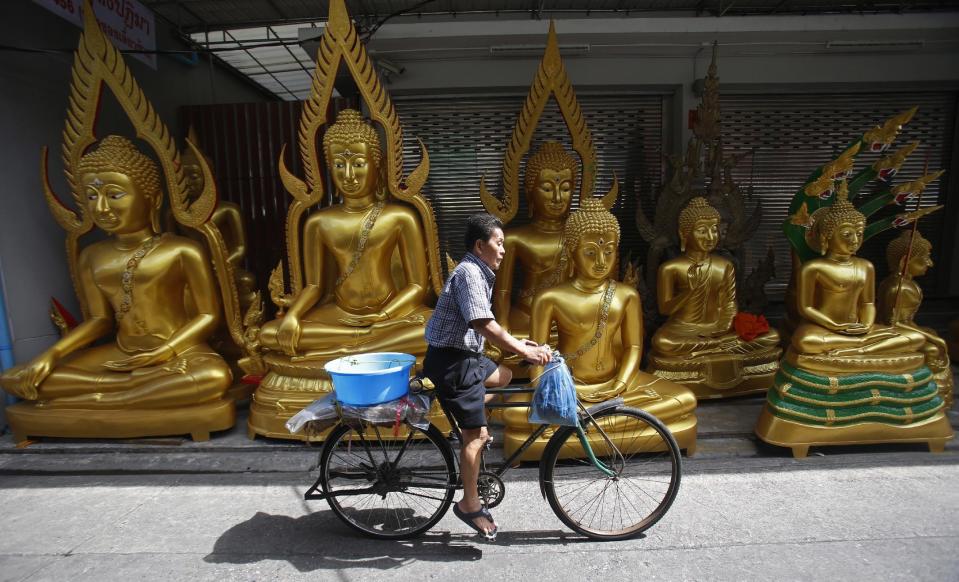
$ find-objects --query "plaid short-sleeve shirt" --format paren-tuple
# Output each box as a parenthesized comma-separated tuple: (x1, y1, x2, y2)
(424, 252, 496, 353)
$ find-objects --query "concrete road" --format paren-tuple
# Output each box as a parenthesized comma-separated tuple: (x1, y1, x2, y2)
(2, 450, 957, 582)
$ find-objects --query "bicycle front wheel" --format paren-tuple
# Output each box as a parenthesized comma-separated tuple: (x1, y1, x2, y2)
(541, 406, 681, 540)
(319, 421, 456, 539)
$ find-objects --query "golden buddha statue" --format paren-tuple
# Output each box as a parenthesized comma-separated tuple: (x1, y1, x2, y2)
(502, 199, 698, 460)
(755, 182, 952, 457)
(481, 21, 616, 377)
(877, 230, 953, 406)
(0, 2, 253, 443)
(0, 136, 234, 442)
(647, 197, 781, 398)
(493, 141, 576, 339)
(257, 109, 432, 359)
(248, 0, 444, 439)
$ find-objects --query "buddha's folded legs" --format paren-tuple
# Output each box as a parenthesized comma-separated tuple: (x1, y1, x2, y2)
(793, 323, 926, 356)
(36, 345, 231, 408)
(653, 323, 779, 357)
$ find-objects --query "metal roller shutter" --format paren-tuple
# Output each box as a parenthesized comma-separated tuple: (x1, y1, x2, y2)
(717, 91, 957, 299)
(394, 92, 667, 275)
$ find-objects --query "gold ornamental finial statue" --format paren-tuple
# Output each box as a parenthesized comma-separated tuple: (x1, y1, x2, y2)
(646, 197, 781, 398)
(0, 0, 258, 443)
(248, 0, 443, 440)
(483, 21, 617, 375)
(500, 199, 698, 460)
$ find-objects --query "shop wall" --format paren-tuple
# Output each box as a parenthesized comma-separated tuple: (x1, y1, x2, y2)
(0, 0, 273, 384)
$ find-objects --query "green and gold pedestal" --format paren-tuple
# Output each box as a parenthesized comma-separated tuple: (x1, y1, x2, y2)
(755, 355, 953, 458)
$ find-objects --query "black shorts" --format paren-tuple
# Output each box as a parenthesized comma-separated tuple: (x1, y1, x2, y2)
(423, 346, 498, 429)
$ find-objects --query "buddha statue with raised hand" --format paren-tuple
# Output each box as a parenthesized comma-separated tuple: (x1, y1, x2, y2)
(647, 197, 781, 398)
(502, 199, 698, 460)
(1, 136, 233, 439)
(258, 109, 431, 358)
(756, 181, 952, 457)
(877, 230, 952, 406)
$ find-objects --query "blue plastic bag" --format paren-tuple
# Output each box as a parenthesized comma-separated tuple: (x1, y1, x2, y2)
(528, 354, 579, 427)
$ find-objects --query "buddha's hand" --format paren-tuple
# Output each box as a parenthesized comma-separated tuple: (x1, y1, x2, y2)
(0, 353, 54, 398)
(338, 312, 389, 327)
(276, 314, 302, 356)
(104, 345, 175, 371)
(836, 322, 870, 336)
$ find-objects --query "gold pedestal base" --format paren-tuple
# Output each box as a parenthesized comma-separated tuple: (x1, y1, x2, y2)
(754, 407, 954, 458)
(6, 399, 236, 445)
(648, 350, 781, 400)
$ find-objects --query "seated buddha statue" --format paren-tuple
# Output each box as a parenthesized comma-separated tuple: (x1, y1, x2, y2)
(755, 183, 953, 457)
(258, 109, 432, 358)
(0, 136, 234, 442)
(502, 198, 698, 460)
(494, 141, 576, 339)
(647, 197, 781, 398)
(250, 109, 435, 438)
(877, 230, 952, 406)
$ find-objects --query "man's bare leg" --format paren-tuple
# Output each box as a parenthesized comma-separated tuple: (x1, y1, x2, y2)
(458, 426, 496, 534)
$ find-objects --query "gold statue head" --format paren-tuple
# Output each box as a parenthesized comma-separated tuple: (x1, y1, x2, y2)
(564, 197, 620, 281)
(678, 197, 721, 253)
(812, 181, 865, 256)
(525, 141, 578, 220)
(322, 109, 383, 200)
(77, 135, 163, 234)
(886, 229, 933, 278)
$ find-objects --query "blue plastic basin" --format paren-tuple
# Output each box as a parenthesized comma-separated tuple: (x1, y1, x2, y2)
(324, 352, 417, 406)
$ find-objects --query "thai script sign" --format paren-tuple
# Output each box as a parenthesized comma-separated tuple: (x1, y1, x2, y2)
(33, 0, 157, 69)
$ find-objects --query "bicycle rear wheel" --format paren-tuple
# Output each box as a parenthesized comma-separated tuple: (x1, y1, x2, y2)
(541, 406, 681, 540)
(319, 421, 456, 539)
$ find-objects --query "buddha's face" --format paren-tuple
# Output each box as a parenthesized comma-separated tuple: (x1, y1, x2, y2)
(530, 168, 573, 220)
(183, 161, 203, 200)
(685, 218, 719, 253)
(572, 229, 618, 281)
(906, 250, 933, 277)
(827, 220, 865, 255)
(329, 141, 376, 199)
(81, 171, 154, 234)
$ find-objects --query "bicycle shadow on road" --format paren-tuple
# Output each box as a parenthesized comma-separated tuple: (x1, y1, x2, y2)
(204, 510, 608, 572)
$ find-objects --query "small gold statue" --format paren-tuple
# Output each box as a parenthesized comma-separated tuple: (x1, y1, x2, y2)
(877, 230, 953, 406)
(755, 182, 953, 457)
(502, 199, 698, 460)
(248, 0, 444, 439)
(647, 197, 781, 398)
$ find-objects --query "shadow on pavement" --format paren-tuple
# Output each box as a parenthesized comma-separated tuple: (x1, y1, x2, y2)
(204, 510, 601, 571)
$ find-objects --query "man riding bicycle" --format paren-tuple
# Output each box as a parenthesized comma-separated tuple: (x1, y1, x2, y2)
(423, 213, 552, 540)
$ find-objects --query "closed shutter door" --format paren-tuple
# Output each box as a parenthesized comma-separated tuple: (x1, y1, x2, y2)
(718, 91, 957, 299)
(394, 93, 667, 273)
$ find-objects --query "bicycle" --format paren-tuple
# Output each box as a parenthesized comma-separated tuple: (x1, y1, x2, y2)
(304, 381, 682, 541)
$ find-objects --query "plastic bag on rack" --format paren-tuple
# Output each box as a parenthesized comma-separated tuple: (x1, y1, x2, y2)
(339, 391, 433, 433)
(528, 354, 579, 427)
(285, 388, 435, 436)
(285, 393, 338, 434)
